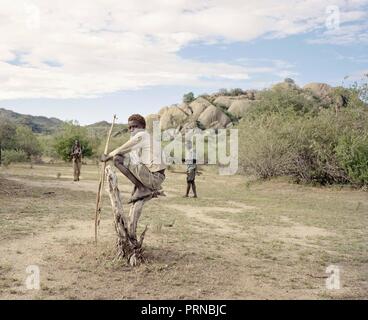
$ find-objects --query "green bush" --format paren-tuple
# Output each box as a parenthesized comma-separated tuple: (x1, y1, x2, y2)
(229, 88, 244, 96)
(238, 107, 368, 186)
(14, 126, 42, 158)
(183, 92, 195, 104)
(1, 149, 27, 166)
(238, 114, 297, 178)
(336, 133, 368, 185)
(248, 87, 323, 118)
(53, 121, 93, 161)
(0, 119, 16, 150)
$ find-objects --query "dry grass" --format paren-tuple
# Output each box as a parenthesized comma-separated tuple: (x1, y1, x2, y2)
(0, 163, 367, 299)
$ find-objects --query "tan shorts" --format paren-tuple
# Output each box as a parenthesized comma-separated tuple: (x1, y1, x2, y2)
(116, 154, 165, 190)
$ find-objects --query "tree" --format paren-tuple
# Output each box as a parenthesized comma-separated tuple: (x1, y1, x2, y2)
(0, 119, 16, 149)
(284, 78, 295, 84)
(0, 119, 16, 166)
(14, 126, 42, 159)
(53, 121, 93, 161)
(218, 88, 228, 95)
(183, 92, 195, 104)
(229, 88, 244, 96)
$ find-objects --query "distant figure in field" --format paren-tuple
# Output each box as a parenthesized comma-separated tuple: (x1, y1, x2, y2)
(100, 114, 166, 203)
(184, 158, 198, 198)
(184, 140, 198, 198)
(70, 140, 82, 182)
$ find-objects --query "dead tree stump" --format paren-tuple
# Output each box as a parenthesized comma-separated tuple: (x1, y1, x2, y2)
(105, 165, 149, 266)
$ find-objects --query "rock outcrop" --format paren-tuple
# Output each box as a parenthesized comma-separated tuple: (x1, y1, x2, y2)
(145, 80, 354, 132)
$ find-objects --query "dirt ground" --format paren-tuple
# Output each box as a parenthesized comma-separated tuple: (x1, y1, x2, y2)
(0, 163, 367, 300)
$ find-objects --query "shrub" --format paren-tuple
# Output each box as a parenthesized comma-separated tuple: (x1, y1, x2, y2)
(183, 92, 195, 104)
(229, 88, 244, 96)
(336, 133, 368, 186)
(248, 87, 323, 118)
(218, 88, 228, 96)
(14, 126, 42, 158)
(0, 119, 16, 150)
(1, 149, 27, 166)
(238, 107, 368, 186)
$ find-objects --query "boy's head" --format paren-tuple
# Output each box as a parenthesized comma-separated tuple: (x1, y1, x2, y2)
(128, 114, 146, 134)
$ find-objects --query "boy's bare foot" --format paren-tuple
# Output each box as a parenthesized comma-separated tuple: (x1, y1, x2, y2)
(128, 187, 153, 204)
(183, 195, 189, 198)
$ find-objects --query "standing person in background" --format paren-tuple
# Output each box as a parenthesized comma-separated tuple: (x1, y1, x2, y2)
(183, 140, 198, 198)
(71, 140, 82, 182)
(184, 158, 198, 198)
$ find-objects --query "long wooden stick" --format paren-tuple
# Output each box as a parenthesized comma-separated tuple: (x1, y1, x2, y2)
(95, 114, 117, 244)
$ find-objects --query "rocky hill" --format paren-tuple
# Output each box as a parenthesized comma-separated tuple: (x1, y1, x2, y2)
(145, 80, 352, 133)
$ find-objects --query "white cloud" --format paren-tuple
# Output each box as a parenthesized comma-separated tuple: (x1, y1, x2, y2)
(0, 0, 367, 99)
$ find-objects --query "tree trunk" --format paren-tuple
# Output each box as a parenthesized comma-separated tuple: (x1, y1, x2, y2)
(105, 165, 149, 266)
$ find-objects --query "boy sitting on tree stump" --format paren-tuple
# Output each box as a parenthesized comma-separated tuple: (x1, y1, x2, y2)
(100, 114, 166, 204)
(100, 114, 166, 265)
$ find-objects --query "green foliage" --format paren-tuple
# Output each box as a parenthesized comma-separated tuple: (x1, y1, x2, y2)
(217, 88, 244, 96)
(248, 87, 322, 118)
(1, 149, 27, 166)
(183, 92, 195, 104)
(53, 121, 93, 161)
(238, 106, 368, 186)
(336, 133, 368, 185)
(0, 119, 16, 149)
(37, 134, 58, 158)
(218, 88, 228, 95)
(229, 88, 244, 96)
(0, 120, 41, 164)
(14, 126, 42, 158)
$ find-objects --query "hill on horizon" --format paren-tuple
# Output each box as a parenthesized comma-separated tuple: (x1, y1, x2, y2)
(0, 108, 128, 135)
(0, 108, 64, 134)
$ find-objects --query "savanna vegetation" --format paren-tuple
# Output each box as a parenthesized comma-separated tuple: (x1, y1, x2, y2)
(237, 79, 368, 187)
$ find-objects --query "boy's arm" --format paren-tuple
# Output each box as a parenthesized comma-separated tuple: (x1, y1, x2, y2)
(102, 134, 143, 161)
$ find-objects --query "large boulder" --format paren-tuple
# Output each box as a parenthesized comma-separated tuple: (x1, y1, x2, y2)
(159, 104, 189, 131)
(189, 97, 211, 120)
(145, 114, 161, 132)
(213, 96, 236, 109)
(245, 90, 257, 100)
(228, 100, 257, 118)
(158, 106, 170, 116)
(303, 83, 333, 99)
(197, 105, 231, 129)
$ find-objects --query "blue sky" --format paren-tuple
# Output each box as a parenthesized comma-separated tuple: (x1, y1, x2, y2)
(0, 0, 367, 125)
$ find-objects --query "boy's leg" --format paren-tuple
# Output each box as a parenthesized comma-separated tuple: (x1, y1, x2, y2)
(73, 159, 78, 181)
(184, 182, 190, 197)
(77, 160, 81, 181)
(192, 181, 197, 198)
(113, 155, 152, 200)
